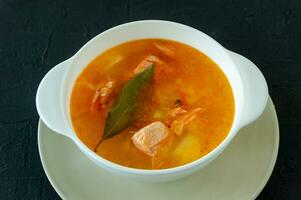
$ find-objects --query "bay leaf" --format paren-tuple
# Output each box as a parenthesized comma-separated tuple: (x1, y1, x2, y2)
(102, 64, 155, 140)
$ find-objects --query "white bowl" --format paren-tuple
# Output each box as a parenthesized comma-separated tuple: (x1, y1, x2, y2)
(36, 20, 268, 181)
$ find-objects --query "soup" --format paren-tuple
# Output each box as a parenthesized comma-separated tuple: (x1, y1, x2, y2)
(70, 39, 234, 169)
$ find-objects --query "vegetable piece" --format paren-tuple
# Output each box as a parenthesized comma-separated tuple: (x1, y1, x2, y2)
(106, 55, 124, 70)
(151, 131, 176, 169)
(80, 80, 96, 90)
(170, 108, 204, 136)
(102, 64, 155, 140)
(132, 121, 170, 157)
(153, 42, 175, 57)
(170, 132, 202, 164)
(152, 110, 165, 120)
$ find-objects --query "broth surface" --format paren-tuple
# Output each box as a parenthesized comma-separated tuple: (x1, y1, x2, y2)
(70, 39, 234, 169)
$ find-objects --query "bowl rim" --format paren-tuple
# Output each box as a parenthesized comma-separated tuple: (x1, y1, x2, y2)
(64, 20, 240, 175)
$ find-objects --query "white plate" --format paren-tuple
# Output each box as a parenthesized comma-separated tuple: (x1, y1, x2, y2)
(38, 98, 279, 200)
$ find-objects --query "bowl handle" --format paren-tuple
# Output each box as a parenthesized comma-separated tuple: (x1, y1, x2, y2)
(36, 58, 73, 138)
(227, 50, 269, 128)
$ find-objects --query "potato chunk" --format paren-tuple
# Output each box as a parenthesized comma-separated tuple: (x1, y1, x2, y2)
(171, 132, 202, 165)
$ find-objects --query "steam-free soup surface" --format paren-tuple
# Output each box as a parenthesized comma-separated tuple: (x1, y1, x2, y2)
(70, 39, 234, 169)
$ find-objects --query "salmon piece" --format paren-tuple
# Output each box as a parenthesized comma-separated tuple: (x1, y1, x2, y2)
(91, 80, 115, 108)
(168, 107, 188, 118)
(134, 55, 163, 74)
(153, 42, 175, 57)
(131, 121, 170, 157)
(171, 108, 204, 136)
(165, 106, 188, 126)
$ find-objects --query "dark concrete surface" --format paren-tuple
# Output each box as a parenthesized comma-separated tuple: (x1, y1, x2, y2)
(0, 0, 300, 199)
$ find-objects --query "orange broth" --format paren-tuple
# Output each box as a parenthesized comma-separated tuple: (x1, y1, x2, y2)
(70, 39, 234, 169)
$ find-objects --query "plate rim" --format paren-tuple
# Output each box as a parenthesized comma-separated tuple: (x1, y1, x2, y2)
(249, 98, 279, 200)
(37, 98, 279, 200)
(38, 122, 67, 199)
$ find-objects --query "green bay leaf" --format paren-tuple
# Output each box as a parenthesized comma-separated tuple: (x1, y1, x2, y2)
(103, 64, 155, 140)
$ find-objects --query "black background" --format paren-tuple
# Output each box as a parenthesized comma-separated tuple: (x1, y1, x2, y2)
(0, 0, 301, 199)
